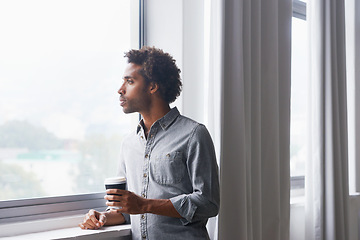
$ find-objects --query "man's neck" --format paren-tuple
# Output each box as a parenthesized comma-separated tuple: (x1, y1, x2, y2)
(141, 104, 171, 135)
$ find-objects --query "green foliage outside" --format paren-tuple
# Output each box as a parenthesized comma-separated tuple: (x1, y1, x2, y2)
(74, 134, 122, 193)
(0, 120, 123, 200)
(0, 161, 45, 200)
(0, 120, 63, 150)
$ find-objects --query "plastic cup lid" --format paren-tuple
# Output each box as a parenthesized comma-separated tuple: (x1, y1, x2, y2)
(104, 176, 126, 184)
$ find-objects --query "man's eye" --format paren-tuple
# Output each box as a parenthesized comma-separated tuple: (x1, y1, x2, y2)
(127, 79, 134, 84)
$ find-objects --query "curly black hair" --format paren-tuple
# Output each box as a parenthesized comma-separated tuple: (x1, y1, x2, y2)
(124, 46, 182, 104)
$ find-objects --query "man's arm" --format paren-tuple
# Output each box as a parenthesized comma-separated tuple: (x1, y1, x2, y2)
(169, 124, 220, 224)
(105, 189, 181, 218)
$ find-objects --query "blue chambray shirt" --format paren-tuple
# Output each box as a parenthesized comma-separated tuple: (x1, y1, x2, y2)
(117, 107, 220, 240)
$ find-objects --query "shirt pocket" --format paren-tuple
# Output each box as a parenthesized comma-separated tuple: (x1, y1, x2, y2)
(151, 151, 185, 185)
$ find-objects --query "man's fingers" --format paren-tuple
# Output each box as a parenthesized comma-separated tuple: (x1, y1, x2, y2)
(110, 208, 124, 214)
(84, 219, 97, 229)
(106, 189, 125, 194)
(99, 214, 107, 226)
(106, 200, 119, 205)
(79, 209, 107, 230)
(88, 214, 101, 228)
(80, 221, 95, 229)
(89, 213, 99, 223)
(104, 194, 119, 201)
(82, 211, 100, 229)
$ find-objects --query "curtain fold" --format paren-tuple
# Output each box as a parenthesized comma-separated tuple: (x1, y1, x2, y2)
(305, 0, 349, 239)
(216, 0, 292, 239)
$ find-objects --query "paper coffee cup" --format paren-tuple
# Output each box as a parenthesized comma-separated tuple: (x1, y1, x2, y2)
(105, 177, 126, 209)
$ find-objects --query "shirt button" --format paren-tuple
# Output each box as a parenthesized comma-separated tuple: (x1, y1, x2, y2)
(143, 173, 147, 178)
(141, 214, 145, 219)
(145, 154, 149, 158)
(140, 136, 144, 139)
(142, 235, 146, 239)
(142, 193, 146, 198)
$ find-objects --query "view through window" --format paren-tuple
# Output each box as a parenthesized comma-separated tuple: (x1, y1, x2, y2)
(290, 14, 308, 199)
(0, 0, 138, 201)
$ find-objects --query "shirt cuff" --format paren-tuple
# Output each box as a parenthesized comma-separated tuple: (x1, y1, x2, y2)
(170, 194, 198, 225)
(122, 213, 131, 223)
(105, 207, 130, 224)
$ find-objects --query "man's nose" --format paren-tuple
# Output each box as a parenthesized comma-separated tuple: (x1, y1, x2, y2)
(118, 84, 125, 95)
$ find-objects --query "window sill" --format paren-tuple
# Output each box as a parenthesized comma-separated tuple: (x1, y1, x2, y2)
(290, 196, 305, 206)
(0, 214, 131, 240)
(1, 225, 131, 240)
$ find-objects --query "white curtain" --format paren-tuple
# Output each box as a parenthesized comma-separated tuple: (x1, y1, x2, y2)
(305, 0, 349, 239)
(210, 0, 292, 239)
(204, 0, 223, 239)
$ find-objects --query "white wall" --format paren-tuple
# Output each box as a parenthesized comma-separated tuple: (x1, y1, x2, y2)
(144, 0, 206, 123)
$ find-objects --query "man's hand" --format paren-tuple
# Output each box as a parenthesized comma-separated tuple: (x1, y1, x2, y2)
(79, 209, 106, 230)
(105, 189, 146, 214)
(105, 189, 182, 218)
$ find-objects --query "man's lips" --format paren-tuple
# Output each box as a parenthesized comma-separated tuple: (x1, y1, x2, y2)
(119, 97, 126, 106)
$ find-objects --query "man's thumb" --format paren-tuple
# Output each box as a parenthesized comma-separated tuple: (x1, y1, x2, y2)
(99, 214, 107, 226)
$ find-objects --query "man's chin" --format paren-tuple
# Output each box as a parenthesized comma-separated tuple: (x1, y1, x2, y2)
(122, 107, 135, 114)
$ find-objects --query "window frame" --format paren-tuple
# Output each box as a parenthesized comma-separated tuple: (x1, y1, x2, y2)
(293, 0, 306, 20)
(0, 0, 143, 235)
(0, 193, 105, 225)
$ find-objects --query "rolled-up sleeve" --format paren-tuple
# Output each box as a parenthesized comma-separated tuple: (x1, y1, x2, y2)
(170, 124, 220, 225)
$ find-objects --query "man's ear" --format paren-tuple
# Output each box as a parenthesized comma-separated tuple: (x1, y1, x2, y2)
(149, 82, 159, 94)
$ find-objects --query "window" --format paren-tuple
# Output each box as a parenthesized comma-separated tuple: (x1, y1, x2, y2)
(0, 0, 140, 201)
(0, 0, 141, 229)
(290, 0, 308, 201)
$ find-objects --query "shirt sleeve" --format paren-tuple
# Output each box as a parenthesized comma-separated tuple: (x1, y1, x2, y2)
(170, 124, 220, 225)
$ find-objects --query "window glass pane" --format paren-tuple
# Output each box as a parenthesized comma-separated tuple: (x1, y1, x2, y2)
(290, 17, 308, 178)
(0, 0, 138, 200)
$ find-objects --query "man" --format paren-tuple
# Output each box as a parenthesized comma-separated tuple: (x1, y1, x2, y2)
(79, 46, 220, 239)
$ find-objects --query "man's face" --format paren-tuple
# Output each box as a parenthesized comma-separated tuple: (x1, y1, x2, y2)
(118, 63, 151, 114)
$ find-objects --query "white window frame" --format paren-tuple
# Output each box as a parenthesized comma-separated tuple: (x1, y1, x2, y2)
(345, 0, 360, 194)
(0, 0, 143, 236)
(0, 193, 105, 225)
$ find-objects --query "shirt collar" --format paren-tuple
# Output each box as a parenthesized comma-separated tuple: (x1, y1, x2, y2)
(136, 107, 180, 134)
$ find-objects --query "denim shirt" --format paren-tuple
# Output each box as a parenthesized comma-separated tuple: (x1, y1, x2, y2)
(117, 107, 220, 240)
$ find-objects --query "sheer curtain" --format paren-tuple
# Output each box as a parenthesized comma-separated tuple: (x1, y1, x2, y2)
(305, 0, 349, 239)
(209, 0, 292, 239)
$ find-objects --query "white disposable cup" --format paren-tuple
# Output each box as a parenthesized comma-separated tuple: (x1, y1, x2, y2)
(104, 177, 126, 209)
